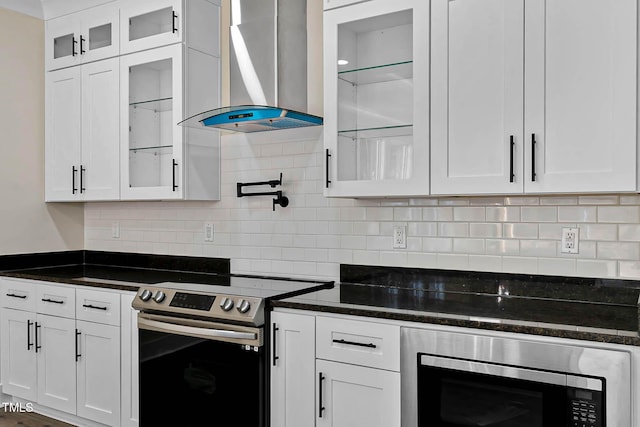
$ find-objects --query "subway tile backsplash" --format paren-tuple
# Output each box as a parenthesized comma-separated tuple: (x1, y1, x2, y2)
(85, 128, 640, 281)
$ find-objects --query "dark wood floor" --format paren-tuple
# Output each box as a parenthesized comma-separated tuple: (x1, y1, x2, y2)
(0, 410, 75, 427)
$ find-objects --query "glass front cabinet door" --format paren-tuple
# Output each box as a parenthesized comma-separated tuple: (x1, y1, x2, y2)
(120, 44, 184, 200)
(323, 0, 429, 197)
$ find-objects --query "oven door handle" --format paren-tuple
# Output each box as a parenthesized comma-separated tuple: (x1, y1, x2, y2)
(138, 317, 257, 340)
(420, 354, 567, 387)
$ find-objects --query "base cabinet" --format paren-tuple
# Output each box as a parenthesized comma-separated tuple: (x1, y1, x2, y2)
(316, 360, 400, 427)
(270, 311, 316, 427)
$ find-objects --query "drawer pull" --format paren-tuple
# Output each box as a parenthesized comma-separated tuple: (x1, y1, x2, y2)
(318, 372, 325, 418)
(6, 293, 27, 299)
(272, 324, 279, 366)
(75, 329, 81, 361)
(27, 320, 33, 351)
(35, 322, 41, 353)
(42, 298, 64, 305)
(83, 304, 107, 311)
(332, 338, 377, 349)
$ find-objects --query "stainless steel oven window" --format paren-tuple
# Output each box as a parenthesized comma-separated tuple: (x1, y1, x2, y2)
(400, 327, 632, 427)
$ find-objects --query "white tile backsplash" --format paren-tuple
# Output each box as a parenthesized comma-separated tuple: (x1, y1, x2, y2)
(84, 129, 640, 281)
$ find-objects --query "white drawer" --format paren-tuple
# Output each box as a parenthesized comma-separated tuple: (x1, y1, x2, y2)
(36, 284, 75, 318)
(316, 315, 400, 371)
(76, 288, 121, 326)
(1, 279, 37, 311)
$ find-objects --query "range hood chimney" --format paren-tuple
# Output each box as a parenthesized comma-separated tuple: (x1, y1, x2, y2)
(179, 0, 323, 133)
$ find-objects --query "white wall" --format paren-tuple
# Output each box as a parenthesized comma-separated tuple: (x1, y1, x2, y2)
(0, 7, 84, 255)
(0, 1, 43, 19)
(85, 126, 640, 281)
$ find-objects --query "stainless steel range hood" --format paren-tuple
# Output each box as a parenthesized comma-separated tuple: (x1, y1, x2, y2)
(179, 0, 323, 133)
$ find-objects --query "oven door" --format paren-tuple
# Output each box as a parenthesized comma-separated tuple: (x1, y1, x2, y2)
(138, 313, 265, 427)
(418, 354, 569, 427)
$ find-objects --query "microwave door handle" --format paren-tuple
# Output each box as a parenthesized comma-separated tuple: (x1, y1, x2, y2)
(138, 317, 256, 340)
(420, 354, 566, 387)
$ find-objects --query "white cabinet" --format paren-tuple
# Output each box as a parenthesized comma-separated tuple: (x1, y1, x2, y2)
(76, 319, 120, 425)
(315, 315, 401, 427)
(270, 311, 316, 427)
(431, 0, 638, 195)
(323, 0, 430, 197)
(121, 293, 139, 427)
(324, 0, 371, 11)
(120, 43, 220, 201)
(0, 279, 124, 426)
(45, 2, 119, 71)
(316, 360, 401, 427)
(45, 57, 120, 202)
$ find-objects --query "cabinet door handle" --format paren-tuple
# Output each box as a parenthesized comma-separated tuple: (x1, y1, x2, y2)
(172, 11, 178, 33)
(72, 166, 78, 194)
(72, 36, 78, 56)
(27, 320, 33, 351)
(35, 322, 41, 353)
(80, 35, 86, 54)
(318, 372, 326, 418)
(6, 293, 27, 299)
(80, 165, 86, 193)
(325, 149, 331, 188)
(272, 324, 279, 366)
(531, 133, 537, 182)
(82, 304, 107, 311)
(172, 159, 178, 191)
(75, 329, 81, 361)
(509, 135, 515, 183)
(332, 338, 377, 349)
(41, 298, 64, 305)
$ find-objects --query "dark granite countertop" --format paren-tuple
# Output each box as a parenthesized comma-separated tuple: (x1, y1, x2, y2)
(0, 250, 232, 292)
(272, 265, 640, 347)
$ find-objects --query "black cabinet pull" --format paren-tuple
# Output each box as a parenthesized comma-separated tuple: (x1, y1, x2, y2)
(172, 159, 178, 191)
(332, 338, 376, 349)
(35, 322, 41, 353)
(41, 298, 64, 305)
(80, 35, 86, 54)
(75, 329, 81, 361)
(325, 149, 331, 188)
(531, 133, 537, 182)
(509, 135, 515, 183)
(172, 11, 178, 33)
(80, 165, 86, 193)
(272, 324, 279, 366)
(72, 36, 77, 56)
(318, 372, 326, 418)
(83, 304, 107, 311)
(6, 293, 26, 299)
(27, 320, 33, 351)
(72, 166, 78, 194)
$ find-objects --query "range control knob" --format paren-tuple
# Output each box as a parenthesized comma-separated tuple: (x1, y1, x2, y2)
(220, 297, 234, 311)
(237, 299, 251, 314)
(139, 289, 152, 302)
(153, 291, 166, 303)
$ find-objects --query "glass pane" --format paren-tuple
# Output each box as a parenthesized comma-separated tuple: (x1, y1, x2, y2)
(54, 34, 74, 59)
(89, 23, 112, 51)
(128, 58, 174, 188)
(336, 9, 414, 182)
(129, 7, 174, 41)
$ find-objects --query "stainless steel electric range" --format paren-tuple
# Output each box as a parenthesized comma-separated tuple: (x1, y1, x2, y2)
(132, 275, 333, 427)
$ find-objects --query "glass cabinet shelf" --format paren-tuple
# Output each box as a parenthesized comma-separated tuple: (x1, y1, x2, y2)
(338, 60, 412, 85)
(129, 97, 173, 112)
(129, 145, 173, 153)
(338, 124, 413, 139)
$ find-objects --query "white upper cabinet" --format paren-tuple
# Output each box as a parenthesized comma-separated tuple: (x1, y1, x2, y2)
(120, 0, 184, 55)
(323, 0, 430, 197)
(45, 58, 120, 202)
(323, 0, 372, 11)
(431, 0, 638, 196)
(45, 2, 119, 71)
(524, 0, 638, 193)
(431, 0, 524, 195)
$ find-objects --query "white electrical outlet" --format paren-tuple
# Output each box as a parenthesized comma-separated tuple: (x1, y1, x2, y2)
(561, 227, 579, 254)
(204, 222, 214, 242)
(111, 222, 120, 239)
(393, 226, 407, 249)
